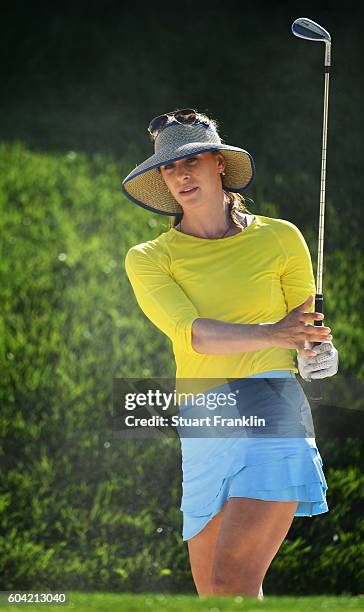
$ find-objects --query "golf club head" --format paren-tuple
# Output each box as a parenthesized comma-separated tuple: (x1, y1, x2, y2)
(292, 17, 331, 43)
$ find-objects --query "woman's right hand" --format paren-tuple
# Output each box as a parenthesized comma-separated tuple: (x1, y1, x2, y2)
(268, 294, 332, 356)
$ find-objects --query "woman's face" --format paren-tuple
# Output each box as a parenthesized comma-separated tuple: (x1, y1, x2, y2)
(159, 151, 225, 208)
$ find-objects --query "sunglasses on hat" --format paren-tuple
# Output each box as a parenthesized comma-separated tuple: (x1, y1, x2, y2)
(148, 108, 210, 140)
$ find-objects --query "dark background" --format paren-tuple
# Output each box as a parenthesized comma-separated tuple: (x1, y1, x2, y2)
(1, 1, 363, 237)
(0, 6, 362, 159)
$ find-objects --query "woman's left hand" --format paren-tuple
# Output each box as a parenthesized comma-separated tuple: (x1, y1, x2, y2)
(297, 341, 339, 380)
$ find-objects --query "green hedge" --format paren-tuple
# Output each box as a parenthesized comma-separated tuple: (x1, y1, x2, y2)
(0, 142, 363, 594)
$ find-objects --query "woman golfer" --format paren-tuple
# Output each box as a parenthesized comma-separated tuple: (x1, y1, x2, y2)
(122, 109, 339, 598)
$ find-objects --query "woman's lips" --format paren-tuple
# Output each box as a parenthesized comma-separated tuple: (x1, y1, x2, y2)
(179, 187, 199, 195)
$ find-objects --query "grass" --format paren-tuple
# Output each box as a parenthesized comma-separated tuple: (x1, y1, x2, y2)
(1, 593, 364, 611)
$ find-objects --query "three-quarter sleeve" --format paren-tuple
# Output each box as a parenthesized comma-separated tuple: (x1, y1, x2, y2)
(124, 245, 200, 355)
(278, 222, 317, 314)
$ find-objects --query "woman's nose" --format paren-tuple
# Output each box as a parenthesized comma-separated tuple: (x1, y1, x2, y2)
(176, 162, 190, 176)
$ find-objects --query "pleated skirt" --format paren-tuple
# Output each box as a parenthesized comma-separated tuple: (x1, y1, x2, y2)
(177, 370, 329, 542)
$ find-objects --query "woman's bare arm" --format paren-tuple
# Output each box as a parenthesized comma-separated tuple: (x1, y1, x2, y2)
(191, 318, 273, 354)
(191, 296, 332, 356)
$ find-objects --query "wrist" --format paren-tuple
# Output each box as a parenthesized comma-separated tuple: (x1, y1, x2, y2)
(257, 322, 276, 348)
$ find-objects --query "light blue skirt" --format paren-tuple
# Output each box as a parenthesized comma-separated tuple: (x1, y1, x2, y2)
(178, 370, 329, 542)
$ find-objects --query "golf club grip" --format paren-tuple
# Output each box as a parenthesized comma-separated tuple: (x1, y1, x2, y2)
(309, 293, 324, 401)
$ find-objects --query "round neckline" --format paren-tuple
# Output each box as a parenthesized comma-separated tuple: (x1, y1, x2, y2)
(170, 214, 259, 242)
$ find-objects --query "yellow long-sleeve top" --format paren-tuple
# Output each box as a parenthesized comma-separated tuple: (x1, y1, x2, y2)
(124, 214, 316, 384)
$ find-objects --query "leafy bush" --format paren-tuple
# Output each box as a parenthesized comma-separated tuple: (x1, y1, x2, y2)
(0, 142, 363, 594)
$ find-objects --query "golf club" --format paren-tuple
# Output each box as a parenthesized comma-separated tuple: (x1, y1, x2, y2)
(291, 17, 331, 401)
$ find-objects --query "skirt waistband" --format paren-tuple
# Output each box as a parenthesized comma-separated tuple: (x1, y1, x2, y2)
(246, 369, 296, 379)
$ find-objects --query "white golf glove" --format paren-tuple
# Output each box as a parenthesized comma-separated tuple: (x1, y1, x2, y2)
(297, 341, 339, 381)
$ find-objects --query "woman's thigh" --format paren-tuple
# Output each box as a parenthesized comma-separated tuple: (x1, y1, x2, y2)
(211, 497, 298, 594)
(187, 501, 229, 595)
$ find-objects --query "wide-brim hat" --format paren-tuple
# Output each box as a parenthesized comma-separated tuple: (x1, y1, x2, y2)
(121, 121, 256, 216)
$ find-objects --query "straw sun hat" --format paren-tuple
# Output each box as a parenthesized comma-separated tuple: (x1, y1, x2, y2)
(121, 110, 256, 216)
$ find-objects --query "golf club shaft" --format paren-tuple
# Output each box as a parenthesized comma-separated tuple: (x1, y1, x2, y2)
(309, 43, 331, 400)
(316, 65, 330, 297)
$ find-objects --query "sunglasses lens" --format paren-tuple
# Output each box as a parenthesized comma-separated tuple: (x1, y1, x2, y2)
(148, 114, 168, 136)
(174, 109, 196, 124)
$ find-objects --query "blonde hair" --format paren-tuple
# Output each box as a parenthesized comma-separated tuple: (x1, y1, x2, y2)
(155, 110, 255, 229)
